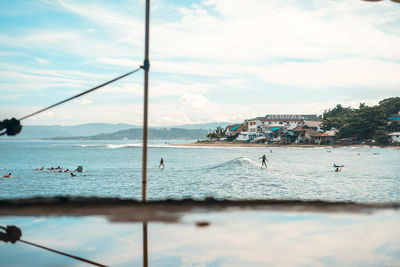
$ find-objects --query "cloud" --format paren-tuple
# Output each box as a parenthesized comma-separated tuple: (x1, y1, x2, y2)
(1, 94, 388, 126)
(179, 93, 210, 109)
(96, 57, 140, 67)
(150, 0, 400, 61)
(74, 98, 92, 105)
(260, 58, 400, 89)
(0, 70, 91, 91)
(1, 0, 399, 126)
(34, 57, 50, 64)
(1, 93, 24, 100)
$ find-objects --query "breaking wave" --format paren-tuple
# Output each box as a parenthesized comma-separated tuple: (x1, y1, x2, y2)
(207, 157, 260, 170)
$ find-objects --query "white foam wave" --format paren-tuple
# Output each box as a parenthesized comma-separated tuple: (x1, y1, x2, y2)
(208, 157, 261, 169)
(105, 144, 140, 149)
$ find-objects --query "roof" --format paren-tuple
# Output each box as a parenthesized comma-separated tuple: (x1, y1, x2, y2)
(388, 132, 400, 136)
(270, 127, 281, 132)
(304, 120, 322, 127)
(264, 114, 321, 121)
(247, 117, 265, 121)
(293, 125, 311, 132)
(231, 125, 240, 132)
(306, 129, 320, 136)
(313, 133, 331, 137)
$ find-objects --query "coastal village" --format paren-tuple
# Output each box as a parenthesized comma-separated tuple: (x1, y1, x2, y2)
(208, 112, 400, 145)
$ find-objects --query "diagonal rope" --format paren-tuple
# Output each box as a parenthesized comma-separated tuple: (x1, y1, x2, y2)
(19, 239, 108, 267)
(19, 67, 142, 121)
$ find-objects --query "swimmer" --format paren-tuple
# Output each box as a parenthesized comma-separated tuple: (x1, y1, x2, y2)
(335, 167, 342, 172)
(70, 172, 76, 177)
(259, 155, 268, 168)
(3, 173, 12, 178)
(159, 158, 165, 169)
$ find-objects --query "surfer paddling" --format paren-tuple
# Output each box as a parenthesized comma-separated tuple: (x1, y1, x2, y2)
(259, 155, 268, 168)
(333, 163, 344, 172)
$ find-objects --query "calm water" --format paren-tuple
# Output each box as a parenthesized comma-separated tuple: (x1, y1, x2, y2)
(2, 209, 400, 266)
(1, 140, 399, 201)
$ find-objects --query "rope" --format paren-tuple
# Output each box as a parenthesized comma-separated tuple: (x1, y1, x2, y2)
(19, 239, 108, 267)
(19, 67, 142, 121)
(1, 225, 107, 266)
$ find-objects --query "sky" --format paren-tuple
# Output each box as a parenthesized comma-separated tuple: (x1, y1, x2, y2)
(0, 0, 399, 126)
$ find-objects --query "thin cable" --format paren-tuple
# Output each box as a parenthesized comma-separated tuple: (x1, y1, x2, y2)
(19, 67, 142, 121)
(19, 239, 108, 267)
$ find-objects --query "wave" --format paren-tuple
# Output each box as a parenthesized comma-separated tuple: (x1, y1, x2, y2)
(207, 157, 261, 170)
(105, 144, 175, 149)
(105, 144, 141, 149)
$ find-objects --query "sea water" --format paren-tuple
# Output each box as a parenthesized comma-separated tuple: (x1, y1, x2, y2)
(1, 140, 399, 201)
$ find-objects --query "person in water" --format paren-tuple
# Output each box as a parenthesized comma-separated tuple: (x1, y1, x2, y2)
(159, 158, 165, 169)
(3, 173, 11, 178)
(70, 172, 76, 177)
(259, 155, 268, 168)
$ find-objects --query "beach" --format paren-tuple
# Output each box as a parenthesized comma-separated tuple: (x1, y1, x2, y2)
(174, 140, 399, 149)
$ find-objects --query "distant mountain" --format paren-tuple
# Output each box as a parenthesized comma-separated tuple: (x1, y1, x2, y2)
(51, 128, 209, 140)
(173, 122, 233, 130)
(4, 122, 231, 139)
(12, 123, 136, 139)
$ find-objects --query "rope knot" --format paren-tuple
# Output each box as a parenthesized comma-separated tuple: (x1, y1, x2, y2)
(141, 59, 150, 71)
(0, 118, 22, 136)
(0, 225, 22, 243)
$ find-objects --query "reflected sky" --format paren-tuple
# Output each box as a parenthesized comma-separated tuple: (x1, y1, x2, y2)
(1, 209, 400, 266)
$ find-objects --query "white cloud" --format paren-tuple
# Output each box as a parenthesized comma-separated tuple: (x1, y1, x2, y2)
(96, 57, 140, 67)
(2, 95, 388, 126)
(260, 58, 400, 89)
(0, 70, 91, 91)
(179, 93, 210, 109)
(34, 57, 50, 64)
(151, 0, 400, 61)
(74, 98, 92, 105)
(1, 0, 399, 126)
(1, 93, 23, 100)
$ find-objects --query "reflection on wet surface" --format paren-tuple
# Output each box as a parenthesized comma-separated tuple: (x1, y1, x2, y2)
(1, 207, 400, 266)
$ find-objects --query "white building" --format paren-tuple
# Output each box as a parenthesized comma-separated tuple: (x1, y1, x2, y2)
(388, 132, 400, 143)
(247, 114, 321, 134)
(236, 131, 263, 142)
(246, 117, 264, 133)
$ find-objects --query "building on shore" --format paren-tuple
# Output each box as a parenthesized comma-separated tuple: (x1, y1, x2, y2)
(225, 124, 248, 141)
(244, 114, 322, 141)
(313, 131, 336, 145)
(222, 114, 333, 144)
(388, 132, 400, 143)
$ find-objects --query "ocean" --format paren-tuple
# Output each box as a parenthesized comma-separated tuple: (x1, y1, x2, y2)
(1, 140, 399, 202)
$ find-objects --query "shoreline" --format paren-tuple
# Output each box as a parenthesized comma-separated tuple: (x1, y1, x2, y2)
(173, 141, 400, 149)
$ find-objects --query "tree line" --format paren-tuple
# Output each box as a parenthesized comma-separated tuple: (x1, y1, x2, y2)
(322, 97, 400, 144)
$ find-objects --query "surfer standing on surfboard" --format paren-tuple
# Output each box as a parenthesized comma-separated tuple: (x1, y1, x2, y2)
(259, 155, 268, 168)
(159, 158, 165, 169)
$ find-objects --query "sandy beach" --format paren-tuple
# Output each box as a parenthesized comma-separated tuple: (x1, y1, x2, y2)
(173, 141, 399, 149)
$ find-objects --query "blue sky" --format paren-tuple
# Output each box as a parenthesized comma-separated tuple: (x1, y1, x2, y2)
(0, 0, 399, 126)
